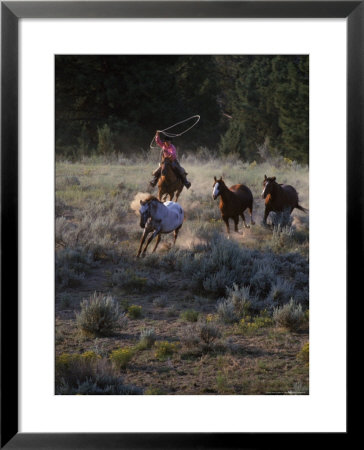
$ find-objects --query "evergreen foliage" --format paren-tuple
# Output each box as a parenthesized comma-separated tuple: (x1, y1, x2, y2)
(56, 55, 308, 163)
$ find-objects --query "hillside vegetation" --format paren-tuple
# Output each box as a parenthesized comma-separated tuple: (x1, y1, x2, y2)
(55, 153, 309, 395)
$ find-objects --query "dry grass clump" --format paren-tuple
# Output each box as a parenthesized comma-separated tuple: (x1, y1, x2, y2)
(55, 351, 142, 395)
(273, 298, 305, 331)
(138, 328, 157, 349)
(76, 292, 123, 336)
(179, 322, 221, 349)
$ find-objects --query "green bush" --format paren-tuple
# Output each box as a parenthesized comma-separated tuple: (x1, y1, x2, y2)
(297, 342, 309, 366)
(110, 348, 135, 370)
(180, 309, 199, 322)
(76, 292, 121, 336)
(127, 304, 142, 319)
(239, 311, 273, 333)
(154, 341, 177, 361)
(55, 351, 101, 389)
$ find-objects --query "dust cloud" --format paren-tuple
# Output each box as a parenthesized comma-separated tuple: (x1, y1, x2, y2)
(130, 192, 151, 215)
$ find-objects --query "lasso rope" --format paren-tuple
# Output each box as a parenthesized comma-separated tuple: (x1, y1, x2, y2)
(150, 115, 200, 150)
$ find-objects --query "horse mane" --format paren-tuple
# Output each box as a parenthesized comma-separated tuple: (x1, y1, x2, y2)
(144, 195, 162, 204)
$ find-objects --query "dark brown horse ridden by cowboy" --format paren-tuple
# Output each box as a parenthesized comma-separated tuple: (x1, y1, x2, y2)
(150, 131, 191, 190)
(261, 175, 308, 225)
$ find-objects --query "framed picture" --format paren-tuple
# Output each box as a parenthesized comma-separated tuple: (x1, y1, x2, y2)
(1, 1, 355, 448)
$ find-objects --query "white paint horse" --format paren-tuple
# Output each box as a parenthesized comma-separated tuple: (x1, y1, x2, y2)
(136, 196, 184, 257)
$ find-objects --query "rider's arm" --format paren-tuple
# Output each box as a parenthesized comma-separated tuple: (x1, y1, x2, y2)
(155, 132, 164, 148)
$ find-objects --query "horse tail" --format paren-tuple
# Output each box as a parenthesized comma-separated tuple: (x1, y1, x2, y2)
(296, 204, 308, 213)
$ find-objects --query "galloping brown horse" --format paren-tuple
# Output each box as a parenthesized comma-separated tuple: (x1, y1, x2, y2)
(212, 176, 255, 233)
(261, 175, 308, 225)
(158, 157, 184, 202)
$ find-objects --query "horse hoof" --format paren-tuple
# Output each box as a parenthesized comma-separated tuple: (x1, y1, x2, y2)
(251, 221, 255, 226)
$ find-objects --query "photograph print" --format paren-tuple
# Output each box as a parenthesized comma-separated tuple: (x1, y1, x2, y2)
(55, 55, 309, 395)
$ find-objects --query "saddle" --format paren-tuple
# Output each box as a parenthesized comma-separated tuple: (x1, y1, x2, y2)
(161, 159, 187, 179)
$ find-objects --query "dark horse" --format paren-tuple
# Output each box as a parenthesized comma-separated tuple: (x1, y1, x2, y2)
(212, 176, 255, 233)
(261, 175, 308, 225)
(158, 157, 184, 202)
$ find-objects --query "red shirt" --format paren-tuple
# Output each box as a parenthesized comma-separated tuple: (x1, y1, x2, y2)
(156, 134, 177, 161)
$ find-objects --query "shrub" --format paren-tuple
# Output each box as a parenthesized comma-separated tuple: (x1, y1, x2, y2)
(180, 309, 199, 322)
(239, 311, 273, 333)
(127, 305, 142, 319)
(179, 325, 200, 348)
(250, 262, 275, 297)
(138, 328, 156, 349)
(268, 278, 294, 306)
(154, 341, 177, 361)
(56, 351, 102, 390)
(80, 350, 102, 362)
(181, 233, 250, 296)
(273, 299, 305, 331)
(55, 247, 93, 289)
(76, 292, 121, 336)
(216, 299, 238, 324)
(144, 387, 165, 395)
(271, 208, 293, 228)
(58, 377, 143, 395)
(297, 342, 309, 366)
(198, 322, 221, 345)
(225, 283, 252, 317)
(110, 348, 135, 370)
(55, 352, 142, 395)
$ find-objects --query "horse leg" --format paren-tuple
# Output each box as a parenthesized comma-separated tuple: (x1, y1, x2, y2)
(136, 229, 150, 257)
(249, 205, 255, 225)
(241, 212, 249, 229)
(233, 216, 239, 232)
(175, 187, 183, 202)
(142, 230, 159, 256)
(173, 225, 182, 245)
(223, 217, 230, 234)
(169, 191, 174, 201)
(262, 208, 270, 226)
(152, 234, 162, 253)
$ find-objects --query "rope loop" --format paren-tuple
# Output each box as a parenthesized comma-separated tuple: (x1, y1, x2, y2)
(150, 115, 200, 150)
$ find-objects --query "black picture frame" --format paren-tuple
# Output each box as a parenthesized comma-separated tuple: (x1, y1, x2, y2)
(1, 1, 356, 448)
